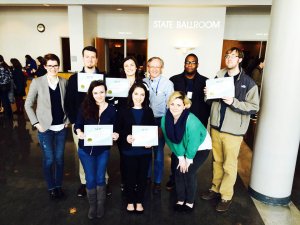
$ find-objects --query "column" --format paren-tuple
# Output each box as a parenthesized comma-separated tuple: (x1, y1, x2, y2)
(249, 0, 300, 205)
(68, 5, 84, 72)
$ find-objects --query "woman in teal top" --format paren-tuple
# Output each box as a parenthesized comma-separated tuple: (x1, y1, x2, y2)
(161, 91, 211, 212)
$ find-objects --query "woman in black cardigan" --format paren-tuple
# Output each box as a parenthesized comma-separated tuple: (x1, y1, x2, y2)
(115, 82, 155, 214)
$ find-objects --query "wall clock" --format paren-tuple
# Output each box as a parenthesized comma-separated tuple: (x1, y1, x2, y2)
(37, 23, 45, 33)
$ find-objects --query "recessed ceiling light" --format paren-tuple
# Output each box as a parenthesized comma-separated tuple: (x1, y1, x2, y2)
(116, 8, 123, 11)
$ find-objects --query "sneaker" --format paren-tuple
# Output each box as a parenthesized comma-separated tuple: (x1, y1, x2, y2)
(165, 180, 175, 191)
(77, 184, 86, 197)
(106, 184, 112, 196)
(152, 183, 161, 195)
(216, 199, 232, 212)
(200, 190, 221, 200)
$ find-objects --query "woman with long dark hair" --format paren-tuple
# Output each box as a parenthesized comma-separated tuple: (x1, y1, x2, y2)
(0, 55, 13, 118)
(115, 82, 155, 213)
(75, 80, 119, 219)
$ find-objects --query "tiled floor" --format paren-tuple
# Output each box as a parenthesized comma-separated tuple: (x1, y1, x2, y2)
(0, 113, 298, 225)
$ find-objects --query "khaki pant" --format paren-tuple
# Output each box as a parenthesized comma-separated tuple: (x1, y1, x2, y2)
(210, 128, 243, 200)
(72, 124, 109, 185)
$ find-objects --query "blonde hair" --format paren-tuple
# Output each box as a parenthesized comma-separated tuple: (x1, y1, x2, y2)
(167, 91, 192, 109)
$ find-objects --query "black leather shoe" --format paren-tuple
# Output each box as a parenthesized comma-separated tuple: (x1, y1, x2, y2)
(77, 184, 86, 197)
(166, 180, 175, 191)
(200, 190, 221, 200)
(216, 199, 232, 212)
(56, 187, 65, 199)
(49, 189, 57, 200)
(182, 204, 194, 213)
(173, 203, 184, 212)
(152, 183, 161, 195)
(106, 184, 112, 196)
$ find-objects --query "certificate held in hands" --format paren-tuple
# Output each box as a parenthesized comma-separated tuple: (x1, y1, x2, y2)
(106, 78, 130, 97)
(78, 73, 104, 92)
(84, 125, 113, 146)
(132, 126, 158, 147)
(206, 77, 234, 99)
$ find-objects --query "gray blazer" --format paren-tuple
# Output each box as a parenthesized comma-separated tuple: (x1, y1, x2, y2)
(25, 75, 69, 130)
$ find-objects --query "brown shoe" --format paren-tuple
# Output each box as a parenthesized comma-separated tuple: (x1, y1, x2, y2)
(216, 199, 232, 212)
(200, 190, 221, 200)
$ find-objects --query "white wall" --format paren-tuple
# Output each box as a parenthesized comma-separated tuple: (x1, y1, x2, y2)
(97, 12, 148, 39)
(148, 7, 226, 78)
(0, 6, 68, 68)
(224, 7, 271, 41)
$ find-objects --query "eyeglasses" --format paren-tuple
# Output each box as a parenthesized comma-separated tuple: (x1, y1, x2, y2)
(225, 55, 239, 59)
(185, 61, 197, 65)
(46, 65, 59, 69)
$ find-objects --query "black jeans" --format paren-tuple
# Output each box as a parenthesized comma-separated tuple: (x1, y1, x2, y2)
(174, 150, 210, 204)
(123, 154, 152, 204)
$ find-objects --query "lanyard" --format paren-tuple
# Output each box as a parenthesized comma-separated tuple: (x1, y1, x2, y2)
(150, 76, 161, 96)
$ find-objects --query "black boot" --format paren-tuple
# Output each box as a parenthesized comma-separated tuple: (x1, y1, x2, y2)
(86, 188, 97, 219)
(96, 186, 106, 218)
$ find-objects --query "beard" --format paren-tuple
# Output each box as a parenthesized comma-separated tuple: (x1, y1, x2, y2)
(87, 66, 94, 69)
(185, 70, 196, 76)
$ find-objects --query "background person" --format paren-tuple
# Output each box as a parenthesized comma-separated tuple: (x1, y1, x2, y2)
(25, 54, 37, 78)
(10, 58, 26, 114)
(0, 55, 13, 118)
(74, 80, 118, 219)
(24, 53, 69, 200)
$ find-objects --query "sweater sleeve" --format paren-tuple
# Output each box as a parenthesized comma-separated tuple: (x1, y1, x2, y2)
(64, 74, 78, 124)
(185, 114, 207, 159)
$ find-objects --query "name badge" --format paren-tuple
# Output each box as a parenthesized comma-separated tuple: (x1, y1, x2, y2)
(187, 91, 193, 99)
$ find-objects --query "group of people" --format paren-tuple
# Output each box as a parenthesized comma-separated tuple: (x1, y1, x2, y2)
(23, 45, 259, 220)
(0, 54, 47, 118)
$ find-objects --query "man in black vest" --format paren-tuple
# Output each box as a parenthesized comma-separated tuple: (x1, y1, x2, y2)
(166, 53, 211, 190)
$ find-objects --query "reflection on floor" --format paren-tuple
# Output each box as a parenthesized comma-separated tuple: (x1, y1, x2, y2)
(0, 113, 298, 225)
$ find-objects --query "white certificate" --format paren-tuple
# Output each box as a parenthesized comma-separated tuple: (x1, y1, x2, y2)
(84, 125, 113, 146)
(206, 77, 234, 99)
(77, 73, 104, 92)
(132, 126, 158, 147)
(106, 78, 130, 97)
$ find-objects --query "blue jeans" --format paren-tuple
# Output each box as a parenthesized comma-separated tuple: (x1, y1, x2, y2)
(38, 128, 67, 190)
(78, 149, 109, 190)
(148, 117, 165, 184)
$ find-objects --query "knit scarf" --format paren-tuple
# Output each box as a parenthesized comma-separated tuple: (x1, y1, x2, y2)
(165, 109, 190, 144)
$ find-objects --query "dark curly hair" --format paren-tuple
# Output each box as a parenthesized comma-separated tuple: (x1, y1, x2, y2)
(127, 82, 150, 108)
(81, 80, 107, 120)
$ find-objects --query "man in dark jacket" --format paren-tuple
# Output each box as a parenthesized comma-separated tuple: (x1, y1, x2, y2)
(65, 46, 112, 197)
(166, 53, 211, 190)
